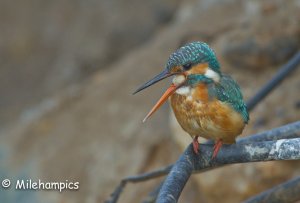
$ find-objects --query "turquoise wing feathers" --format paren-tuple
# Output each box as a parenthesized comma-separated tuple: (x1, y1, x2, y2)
(209, 74, 249, 123)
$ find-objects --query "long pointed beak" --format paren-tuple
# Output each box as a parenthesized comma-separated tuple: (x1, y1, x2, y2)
(142, 83, 179, 122)
(133, 68, 185, 122)
(133, 69, 174, 95)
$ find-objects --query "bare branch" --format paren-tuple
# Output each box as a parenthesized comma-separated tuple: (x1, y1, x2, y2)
(105, 181, 126, 203)
(246, 51, 300, 111)
(142, 181, 164, 203)
(123, 165, 173, 183)
(237, 121, 300, 144)
(105, 165, 172, 203)
(147, 120, 300, 202)
(106, 121, 300, 203)
(243, 176, 300, 203)
(157, 137, 300, 202)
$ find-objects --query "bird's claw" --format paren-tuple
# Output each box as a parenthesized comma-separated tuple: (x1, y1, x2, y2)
(212, 139, 223, 159)
(192, 136, 199, 154)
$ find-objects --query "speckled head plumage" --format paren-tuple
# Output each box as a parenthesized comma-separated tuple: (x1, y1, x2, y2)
(166, 41, 221, 74)
(133, 41, 221, 95)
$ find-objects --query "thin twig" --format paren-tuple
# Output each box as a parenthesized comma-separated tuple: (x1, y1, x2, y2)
(243, 176, 300, 203)
(123, 165, 173, 183)
(105, 181, 126, 203)
(105, 165, 173, 203)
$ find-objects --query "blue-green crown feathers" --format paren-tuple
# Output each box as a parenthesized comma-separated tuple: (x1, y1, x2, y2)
(166, 41, 220, 73)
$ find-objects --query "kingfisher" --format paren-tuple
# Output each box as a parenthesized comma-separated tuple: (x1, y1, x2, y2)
(133, 42, 249, 158)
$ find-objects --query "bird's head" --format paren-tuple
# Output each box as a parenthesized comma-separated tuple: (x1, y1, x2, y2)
(134, 41, 221, 122)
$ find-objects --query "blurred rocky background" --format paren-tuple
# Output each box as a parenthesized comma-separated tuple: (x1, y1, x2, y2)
(0, 0, 299, 202)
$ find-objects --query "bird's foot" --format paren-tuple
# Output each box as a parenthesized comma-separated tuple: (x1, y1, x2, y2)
(192, 136, 199, 154)
(212, 139, 223, 159)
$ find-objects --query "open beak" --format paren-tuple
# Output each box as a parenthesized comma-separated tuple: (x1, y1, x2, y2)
(133, 69, 175, 94)
(133, 69, 184, 122)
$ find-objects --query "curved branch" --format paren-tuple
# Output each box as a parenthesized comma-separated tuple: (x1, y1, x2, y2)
(157, 137, 300, 202)
(157, 147, 195, 203)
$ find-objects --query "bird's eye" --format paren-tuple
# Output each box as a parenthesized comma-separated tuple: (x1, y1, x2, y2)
(182, 63, 192, 71)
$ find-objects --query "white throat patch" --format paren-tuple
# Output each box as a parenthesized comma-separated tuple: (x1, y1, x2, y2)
(175, 86, 191, 95)
(172, 75, 186, 86)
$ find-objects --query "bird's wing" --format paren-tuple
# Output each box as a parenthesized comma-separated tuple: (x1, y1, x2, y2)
(208, 74, 249, 123)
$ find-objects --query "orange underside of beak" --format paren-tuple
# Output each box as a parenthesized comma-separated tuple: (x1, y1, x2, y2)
(143, 84, 178, 122)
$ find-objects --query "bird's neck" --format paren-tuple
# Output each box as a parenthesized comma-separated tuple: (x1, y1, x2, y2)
(187, 63, 221, 83)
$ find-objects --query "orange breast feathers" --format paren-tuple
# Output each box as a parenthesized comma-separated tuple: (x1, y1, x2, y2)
(170, 84, 245, 143)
